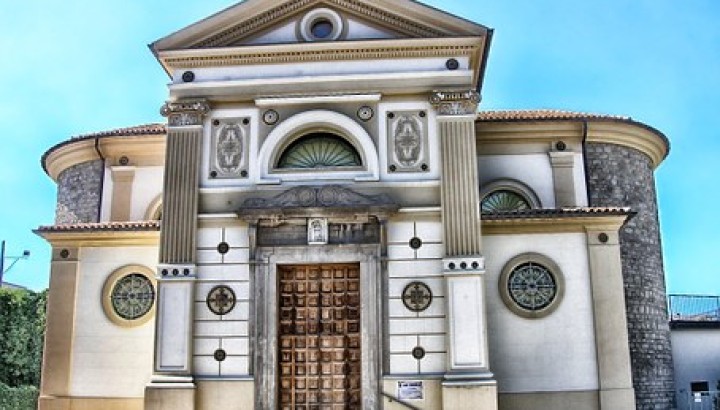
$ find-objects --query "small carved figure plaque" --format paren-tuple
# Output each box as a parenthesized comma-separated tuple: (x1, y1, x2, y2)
(307, 218, 328, 245)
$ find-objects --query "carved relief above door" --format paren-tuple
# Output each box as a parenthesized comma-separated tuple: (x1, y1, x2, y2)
(278, 264, 362, 410)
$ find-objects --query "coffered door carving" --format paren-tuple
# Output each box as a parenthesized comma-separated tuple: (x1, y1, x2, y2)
(278, 264, 362, 410)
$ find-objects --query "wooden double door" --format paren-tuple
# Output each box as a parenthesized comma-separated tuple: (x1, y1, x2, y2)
(278, 264, 362, 410)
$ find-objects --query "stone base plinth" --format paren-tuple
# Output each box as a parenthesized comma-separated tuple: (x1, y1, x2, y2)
(144, 380, 195, 410)
(442, 380, 498, 410)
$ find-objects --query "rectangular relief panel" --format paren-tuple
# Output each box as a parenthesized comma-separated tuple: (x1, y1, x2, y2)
(209, 117, 250, 179)
(386, 110, 430, 173)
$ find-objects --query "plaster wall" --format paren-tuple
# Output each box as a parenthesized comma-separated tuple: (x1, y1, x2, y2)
(70, 246, 158, 397)
(484, 233, 599, 392)
(100, 166, 163, 222)
(386, 215, 446, 375)
(194, 220, 252, 377)
(478, 154, 555, 208)
(130, 166, 164, 220)
(671, 328, 720, 409)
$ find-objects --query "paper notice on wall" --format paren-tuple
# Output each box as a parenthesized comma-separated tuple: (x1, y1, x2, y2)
(397, 381, 424, 401)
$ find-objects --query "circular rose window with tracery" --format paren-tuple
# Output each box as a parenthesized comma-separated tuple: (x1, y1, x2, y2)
(507, 263, 557, 311)
(499, 254, 564, 319)
(111, 273, 155, 320)
(102, 265, 157, 327)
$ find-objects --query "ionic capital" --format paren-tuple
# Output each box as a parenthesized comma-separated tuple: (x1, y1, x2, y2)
(160, 99, 210, 127)
(429, 90, 480, 116)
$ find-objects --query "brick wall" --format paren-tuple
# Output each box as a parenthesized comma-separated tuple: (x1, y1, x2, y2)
(585, 143, 675, 409)
(55, 160, 103, 224)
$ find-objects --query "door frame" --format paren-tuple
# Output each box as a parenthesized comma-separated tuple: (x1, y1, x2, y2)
(253, 245, 382, 410)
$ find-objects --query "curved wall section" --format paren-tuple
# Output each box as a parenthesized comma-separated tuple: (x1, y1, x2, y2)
(585, 142, 674, 409)
(55, 159, 103, 224)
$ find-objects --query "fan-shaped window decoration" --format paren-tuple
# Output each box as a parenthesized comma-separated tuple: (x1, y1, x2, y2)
(277, 133, 362, 169)
(481, 190, 531, 212)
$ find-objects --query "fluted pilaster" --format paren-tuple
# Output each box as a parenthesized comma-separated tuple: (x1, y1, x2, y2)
(159, 99, 209, 264)
(431, 90, 482, 256)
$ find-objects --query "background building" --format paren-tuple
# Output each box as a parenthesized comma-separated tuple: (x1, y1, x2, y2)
(35, 1, 673, 409)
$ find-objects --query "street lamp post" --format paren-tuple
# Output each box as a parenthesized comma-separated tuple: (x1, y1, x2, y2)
(0, 240, 31, 287)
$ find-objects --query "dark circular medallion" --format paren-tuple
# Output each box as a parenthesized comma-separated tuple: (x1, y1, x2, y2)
(598, 233, 609, 243)
(357, 106, 374, 121)
(556, 141, 567, 151)
(402, 281, 433, 312)
(207, 285, 237, 316)
(214, 349, 227, 362)
(412, 346, 426, 360)
(210, 171, 218, 179)
(387, 112, 395, 119)
(119, 156, 130, 166)
(60, 249, 70, 259)
(409, 237, 423, 250)
(181, 71, 195, 83)
(389, 165, 397, 172)
(263, 110, 279, 125)
(217, 242, 230, 255)
(446, 58, 459, 70)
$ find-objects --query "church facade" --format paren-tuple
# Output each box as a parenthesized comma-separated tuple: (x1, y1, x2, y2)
(36, 1, 673, 409)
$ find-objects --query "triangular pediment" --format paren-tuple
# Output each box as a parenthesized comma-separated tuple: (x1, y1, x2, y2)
(152, 0, 490, 51)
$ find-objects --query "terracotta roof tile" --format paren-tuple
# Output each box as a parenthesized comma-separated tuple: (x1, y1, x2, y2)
(477, 109, 630, 122)
(41, 123, 167, 174)
(35, 220, 160, 233)
(481, 207, 633, 220)
(71, 123, 166, 140)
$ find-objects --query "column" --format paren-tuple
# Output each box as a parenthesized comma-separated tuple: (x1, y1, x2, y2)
(549, 149, 577, 207)
(38, 247, 80, 410)
(586, 227, 636, 409)
(430, 90, 497, 409)
(110, 166, 135, 221)
(145, 99, 209, 410)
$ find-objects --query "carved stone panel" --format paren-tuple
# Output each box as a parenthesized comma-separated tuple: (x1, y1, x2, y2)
(210, 118, 250, 179)
(278, 264, 362, 410)
(386, 111, 429, 173)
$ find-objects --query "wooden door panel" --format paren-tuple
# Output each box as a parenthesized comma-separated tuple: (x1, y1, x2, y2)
(279, 264, 361, 410)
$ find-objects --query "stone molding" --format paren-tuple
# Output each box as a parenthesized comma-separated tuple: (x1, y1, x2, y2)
(193, 0, 444, 49)
(161, 40, 480, 70)
(161, 100, 210, 127)
(430, 90, 480, 116)
(240, 185, 396, 209)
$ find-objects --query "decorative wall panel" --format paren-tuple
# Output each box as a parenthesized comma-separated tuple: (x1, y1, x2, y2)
(386, 111, 429, 173)
(210, 118, 250, 179)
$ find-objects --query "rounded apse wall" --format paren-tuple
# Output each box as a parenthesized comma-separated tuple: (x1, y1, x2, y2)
(55, 159, 103, 225)
(585, 142, 675, 409)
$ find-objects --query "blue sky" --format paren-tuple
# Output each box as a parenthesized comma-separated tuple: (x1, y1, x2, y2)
(0, 0, 718, 294)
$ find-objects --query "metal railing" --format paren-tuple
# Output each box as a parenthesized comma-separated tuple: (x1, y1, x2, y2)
(677, 390, 720, 410)
(669, 294, 720, 322)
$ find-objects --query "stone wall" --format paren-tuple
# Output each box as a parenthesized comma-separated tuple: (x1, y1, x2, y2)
(585, 143, 675, 409)
(55, 160, 103, 224)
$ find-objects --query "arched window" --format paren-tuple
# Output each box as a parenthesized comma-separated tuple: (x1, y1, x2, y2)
(481, 190, 531, 212)
(276, 133, 362, 169)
